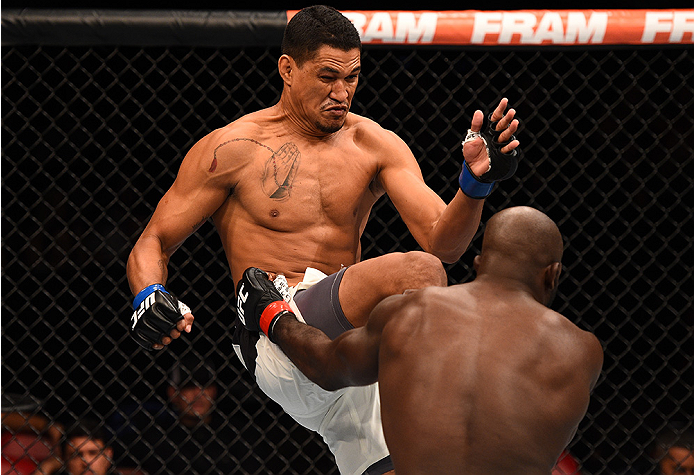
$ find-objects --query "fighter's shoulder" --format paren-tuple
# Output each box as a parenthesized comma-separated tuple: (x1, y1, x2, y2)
(199, 115, 267, 150)
(370, 286, 444, 327)
(348, 113, 409, 152)
(188, 113, 271, 167)
(546, 310, 603, 366)
(369, 290, 409, 324)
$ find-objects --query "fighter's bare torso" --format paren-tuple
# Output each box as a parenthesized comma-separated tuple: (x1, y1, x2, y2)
(193, 105, 393, 286)
(374, 282, 601, 474)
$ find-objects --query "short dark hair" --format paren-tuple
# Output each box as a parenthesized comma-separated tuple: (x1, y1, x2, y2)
(282, 5, 361, 66)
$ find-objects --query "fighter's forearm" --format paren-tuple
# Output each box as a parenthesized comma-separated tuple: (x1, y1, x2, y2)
(427, 190, 484, 263)
(272, 314, 345, 390)
(126, 234, 170, 295)
(273, 314, 377, 391)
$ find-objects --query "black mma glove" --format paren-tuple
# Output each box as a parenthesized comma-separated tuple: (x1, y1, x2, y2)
(459, 113, 521, 199)
(130, 284, 190, 350)
(236, 267, 294, 343)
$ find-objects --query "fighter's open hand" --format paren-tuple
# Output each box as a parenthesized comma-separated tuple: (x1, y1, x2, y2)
(463, 98, 520, 178)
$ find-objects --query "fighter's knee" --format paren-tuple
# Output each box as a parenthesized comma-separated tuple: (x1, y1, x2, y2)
(398, 251, 447, 288)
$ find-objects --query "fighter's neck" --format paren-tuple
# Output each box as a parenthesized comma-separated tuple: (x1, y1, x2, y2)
(473, 273, 544, 304)
(274, 98, 340, 141)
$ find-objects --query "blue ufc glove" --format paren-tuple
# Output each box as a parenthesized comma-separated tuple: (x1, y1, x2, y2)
(130, 284, 190, 350)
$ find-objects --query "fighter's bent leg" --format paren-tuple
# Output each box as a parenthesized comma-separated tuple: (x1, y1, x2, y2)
(339, 251, 447, 328)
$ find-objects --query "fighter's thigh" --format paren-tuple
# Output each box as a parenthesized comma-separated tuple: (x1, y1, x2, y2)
(339, 251, 446, 328)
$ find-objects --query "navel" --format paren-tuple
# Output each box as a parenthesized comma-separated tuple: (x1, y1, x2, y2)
(269, 209, 280, 218)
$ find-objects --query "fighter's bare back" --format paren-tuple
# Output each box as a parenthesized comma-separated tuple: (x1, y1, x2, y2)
(374, 283, 602, 474)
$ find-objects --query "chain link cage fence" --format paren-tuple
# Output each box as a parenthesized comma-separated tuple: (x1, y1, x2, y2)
(2, 10, 693, 475)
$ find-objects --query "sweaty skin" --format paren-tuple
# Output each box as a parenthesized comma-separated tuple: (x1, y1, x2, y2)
(127, 45, 519, 347)
(270, 207, 604, 475)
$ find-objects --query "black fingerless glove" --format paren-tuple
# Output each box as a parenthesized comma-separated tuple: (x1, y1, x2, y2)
(130, 284, 186, 350)
(236, 268, 294, 343)
(459, 114, 521, 199)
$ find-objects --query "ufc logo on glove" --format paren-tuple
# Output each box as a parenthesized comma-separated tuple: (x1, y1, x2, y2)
(131, 293, 156, 330)
(237, 283, 249, 326)
(129, 284, 189, 351)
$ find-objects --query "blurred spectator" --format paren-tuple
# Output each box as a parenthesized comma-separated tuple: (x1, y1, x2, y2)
(34, 418, 115, 475)
(2, 395, 62, 475)
(121, 353, 236, 474)
(651, 425, 694, 475)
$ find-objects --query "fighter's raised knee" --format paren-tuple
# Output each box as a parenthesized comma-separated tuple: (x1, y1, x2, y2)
(384, 251, 447, 291)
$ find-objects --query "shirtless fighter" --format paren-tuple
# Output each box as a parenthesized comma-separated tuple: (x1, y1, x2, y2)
(127, 5, 521, 474)
(239, 206, 604, 475)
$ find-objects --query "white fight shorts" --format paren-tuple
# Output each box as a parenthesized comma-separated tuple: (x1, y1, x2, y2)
(233, 268, 390, 475)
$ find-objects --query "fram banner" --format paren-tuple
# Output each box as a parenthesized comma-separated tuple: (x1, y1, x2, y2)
(287, 10, 694, 46)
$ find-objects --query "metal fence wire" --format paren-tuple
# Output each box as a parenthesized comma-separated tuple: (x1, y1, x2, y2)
(2, 19, 693, 475)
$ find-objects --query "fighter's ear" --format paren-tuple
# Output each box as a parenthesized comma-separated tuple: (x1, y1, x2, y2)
(544, 262, 562, 290)
(278, 55, 294, 84)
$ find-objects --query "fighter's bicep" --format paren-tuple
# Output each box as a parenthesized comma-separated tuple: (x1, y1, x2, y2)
(375, 132, 426, 192)
(331, 327, 381, 387)
(143, 169, 230, 255)
(329, 293, 415, 387)
(376, 133, 446, 241)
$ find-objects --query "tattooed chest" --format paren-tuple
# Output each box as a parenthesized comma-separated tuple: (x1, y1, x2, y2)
(261, 139, 366, 191)
(259, 172, 361, 226)
(260, 142, 301, 200)
(217, 138, 372, 225)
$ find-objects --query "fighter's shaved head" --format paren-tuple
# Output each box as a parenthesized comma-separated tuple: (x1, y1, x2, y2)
(475, 206, 563, 287)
